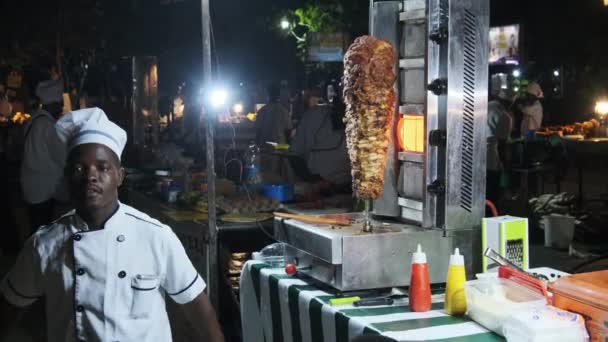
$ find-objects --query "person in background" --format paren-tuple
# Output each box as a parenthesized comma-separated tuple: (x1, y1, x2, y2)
(289, 88, 309, 130)
(0, 108, 224, 342)
(517, 81, 544, 139)
(290, 86, 351, 198)
(0, 82, 22, 256)
(20, 70, 69, 233)
(254, 83, 292, 182)
(486, 79, 514, 205)
(255, 83, 291, 146)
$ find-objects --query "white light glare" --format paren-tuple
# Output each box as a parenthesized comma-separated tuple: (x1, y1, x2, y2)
(595, 100, 608, 116)
(209, 89, 228, 108)
(233, 103, 244, 113)
(514, 87, 520, 92)
(512, 69, 521, 78)
(553, 70, 560, 77)
(280, 19, 290, 30)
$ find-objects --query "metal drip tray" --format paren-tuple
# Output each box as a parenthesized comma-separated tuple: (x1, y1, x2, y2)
(273, 212, 472, 291)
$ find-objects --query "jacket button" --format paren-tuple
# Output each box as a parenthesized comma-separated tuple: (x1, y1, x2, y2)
(116, 235, 125, 242)
(77, 268, 85, 276)
(118, 271, 127, 278)
(76, 305, 84, 312)
(74, 234, 82, 241)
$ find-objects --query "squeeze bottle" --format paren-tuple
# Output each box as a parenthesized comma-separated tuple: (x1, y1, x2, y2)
(409, 244, 431, 312)
(444, 248, 467, 315)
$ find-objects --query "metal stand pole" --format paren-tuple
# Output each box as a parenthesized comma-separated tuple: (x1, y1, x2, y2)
(201, 0, 219, 310)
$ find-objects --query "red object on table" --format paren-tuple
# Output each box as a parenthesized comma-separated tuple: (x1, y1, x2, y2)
(549, 270, 608, 342)
(409, 263, 431, 312)
(409, 245, 432, 312)
(498, 265, 550, 304)
(285, 264, 297, 275)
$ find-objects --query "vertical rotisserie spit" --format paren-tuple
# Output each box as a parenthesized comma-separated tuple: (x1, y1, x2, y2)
(343, 35, 397, 200)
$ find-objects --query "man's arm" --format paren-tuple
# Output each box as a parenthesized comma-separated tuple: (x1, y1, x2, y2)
(0, 234, 43, 339)
(161, 229, 224, 341)
(180, 293, 224, 342)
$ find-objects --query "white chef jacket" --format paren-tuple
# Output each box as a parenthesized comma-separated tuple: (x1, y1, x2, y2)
(0, 203, 206, 342)
(20, 109, 68, 204)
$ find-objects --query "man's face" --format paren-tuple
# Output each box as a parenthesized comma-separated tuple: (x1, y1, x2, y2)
(66, 143, 124, 212)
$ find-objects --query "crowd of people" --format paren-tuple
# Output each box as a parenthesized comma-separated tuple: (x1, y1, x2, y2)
(486, 78, 545, 205)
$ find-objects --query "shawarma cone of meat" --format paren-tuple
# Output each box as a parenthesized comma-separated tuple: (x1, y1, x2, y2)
(343, 35, 397, 200)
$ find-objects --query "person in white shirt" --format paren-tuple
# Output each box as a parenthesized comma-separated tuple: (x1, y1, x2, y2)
(1, 108, 224, 341)
(486, 80, 513, 203)
(518, 82, 544, 138)
(290, 87, 351, 196)
(20, 76, 68, 232)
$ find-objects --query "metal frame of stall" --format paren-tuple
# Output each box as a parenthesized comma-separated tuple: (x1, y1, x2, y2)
(200, 0, 220, 311)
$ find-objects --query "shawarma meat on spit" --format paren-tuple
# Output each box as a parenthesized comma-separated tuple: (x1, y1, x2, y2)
(343, 35, 397, 199)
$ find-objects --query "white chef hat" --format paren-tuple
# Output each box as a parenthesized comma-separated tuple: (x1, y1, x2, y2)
(56, 107, 127, 160)
(36, 80, 63, 105)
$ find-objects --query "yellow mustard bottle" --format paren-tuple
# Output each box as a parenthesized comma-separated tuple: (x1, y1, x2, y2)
(444, 248, 467, 315)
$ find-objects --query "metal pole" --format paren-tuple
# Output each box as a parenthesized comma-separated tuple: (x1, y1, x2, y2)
(201, 0, 219, 310)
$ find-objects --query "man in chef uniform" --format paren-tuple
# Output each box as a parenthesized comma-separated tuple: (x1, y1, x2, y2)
(0, 108, 224, 341)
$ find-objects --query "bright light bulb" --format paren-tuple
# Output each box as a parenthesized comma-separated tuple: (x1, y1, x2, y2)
(209, 89, 228, 108)
(512, 69, 521, 78)
(280, 19, 290, 30)
(553, 70, 560, 77)
(514, 87, 520, 92)
(595, 100, 608, 116)
(233, 103, 244, 113)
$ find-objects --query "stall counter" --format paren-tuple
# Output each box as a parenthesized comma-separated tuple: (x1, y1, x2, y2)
(240, 261, 504, 342)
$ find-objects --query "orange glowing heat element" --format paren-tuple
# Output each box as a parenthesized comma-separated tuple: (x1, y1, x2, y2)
(397, 115, 424, 153)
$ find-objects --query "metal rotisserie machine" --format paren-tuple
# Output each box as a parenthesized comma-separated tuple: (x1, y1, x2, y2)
(274, 0, 489, 291)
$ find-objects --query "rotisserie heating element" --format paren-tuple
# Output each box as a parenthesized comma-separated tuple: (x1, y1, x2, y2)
(343, 36, 397, 200)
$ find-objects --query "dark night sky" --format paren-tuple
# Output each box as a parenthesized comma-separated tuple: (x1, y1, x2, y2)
(3, 0, 608, 119)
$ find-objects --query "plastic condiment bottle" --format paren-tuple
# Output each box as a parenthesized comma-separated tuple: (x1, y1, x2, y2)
(409, 244, 432, 312)
(444, 248, 467, 315)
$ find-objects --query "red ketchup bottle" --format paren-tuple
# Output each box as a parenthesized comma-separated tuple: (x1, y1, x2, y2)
(409, 244, 432, 312)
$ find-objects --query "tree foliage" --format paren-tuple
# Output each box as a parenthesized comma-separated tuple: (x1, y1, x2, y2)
(294, 4, 340, 33)
(286, 0, 367, 61)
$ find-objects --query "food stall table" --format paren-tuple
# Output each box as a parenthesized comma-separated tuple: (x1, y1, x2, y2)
(562, 138, 608, 204)
(511, 163, 561, 207)
(240, 261, 504, 342)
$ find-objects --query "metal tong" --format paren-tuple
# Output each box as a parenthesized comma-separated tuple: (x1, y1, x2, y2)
(483, 247, 526, 274)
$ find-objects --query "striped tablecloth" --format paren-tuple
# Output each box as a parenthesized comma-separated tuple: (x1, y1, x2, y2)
(240, 261, 504, 342)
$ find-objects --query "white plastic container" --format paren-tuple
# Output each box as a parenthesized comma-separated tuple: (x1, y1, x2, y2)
(503, 305, 588, 342)
(542, 214, 575, 249)
(464, 278, 547, 335)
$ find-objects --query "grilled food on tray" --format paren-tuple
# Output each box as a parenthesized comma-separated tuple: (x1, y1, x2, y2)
(343, 35, 397, 199)
(537, 119, 599, 137)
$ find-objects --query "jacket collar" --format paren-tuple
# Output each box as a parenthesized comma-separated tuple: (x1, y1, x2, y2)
(71, 202, 124, 232)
